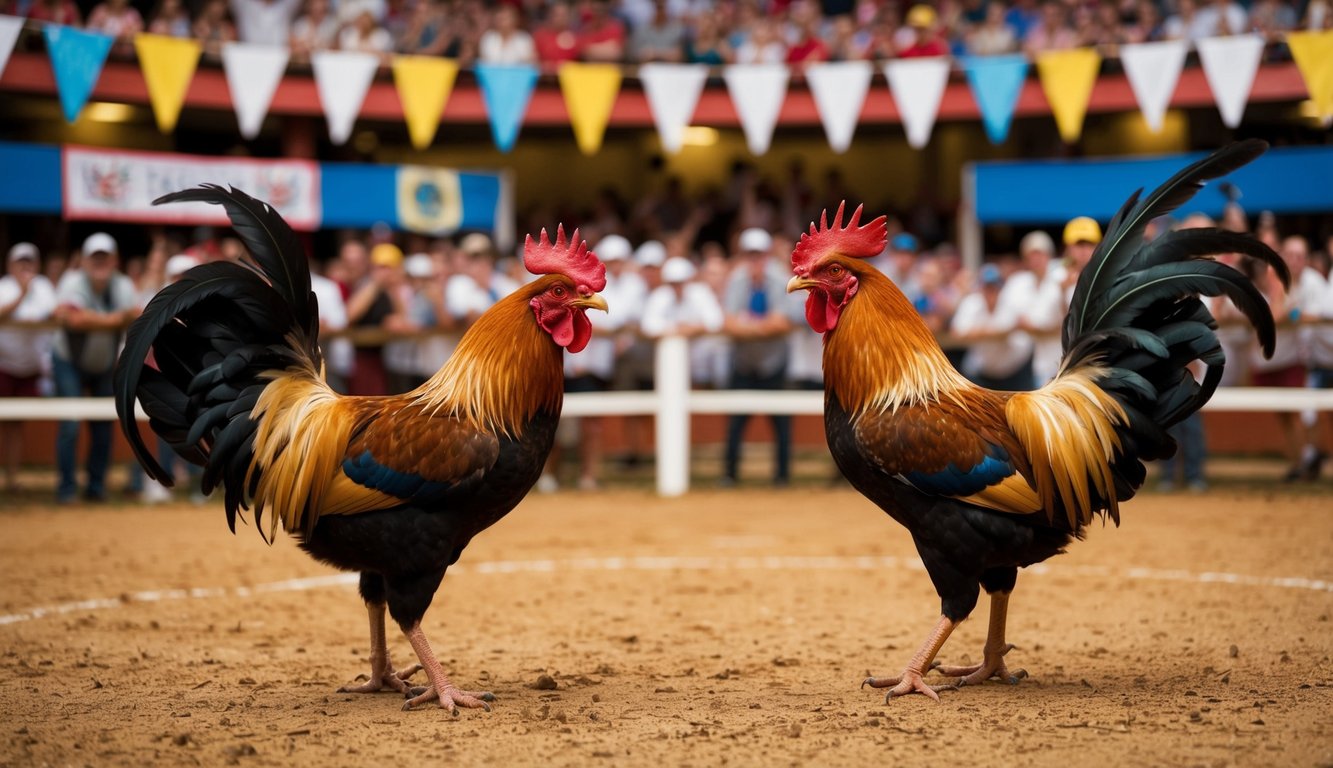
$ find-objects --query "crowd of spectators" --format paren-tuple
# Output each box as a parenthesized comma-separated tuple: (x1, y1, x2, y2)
(2, 160, 1331, 500)
(6, 0, 1329, 67)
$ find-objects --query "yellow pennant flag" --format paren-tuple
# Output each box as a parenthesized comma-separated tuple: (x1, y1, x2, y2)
(392, 55, 459, 150)
(133, 33, 201, 133)
(558, 62, 622, 155)
(1035, 48, 1102, 144)
(1287, 30, 1333, 119)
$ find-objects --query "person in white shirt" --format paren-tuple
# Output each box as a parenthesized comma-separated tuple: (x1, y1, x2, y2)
(951, 263, 1034, 390)
(1002, 230, 1067, 386)
(1302, 247, 1332, 480)
(0, 243, 58, 492)
(309, 265, 353, 394)
(478, 4, 536, 64)
(229, 0, 300, 46)
(642, 256, 724, 385)
(610, 240, 661, 469)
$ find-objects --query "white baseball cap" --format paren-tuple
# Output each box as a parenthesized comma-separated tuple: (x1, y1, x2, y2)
(661, 257, 697, 284)
(634, 240, 667, 268)
(595, 234, 632, 262)
(1019, 231, 1055, 256)
(404, 253, 436, 278)
(738, 228, 772, 254)
(7, 242, 38, 263)
(165, 254, 200, 278)
(82, 232, 118, 258)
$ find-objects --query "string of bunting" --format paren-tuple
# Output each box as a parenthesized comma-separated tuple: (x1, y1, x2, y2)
(2, 17, 1330, 155)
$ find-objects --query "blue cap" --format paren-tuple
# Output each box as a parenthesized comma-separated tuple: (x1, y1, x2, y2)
(890, 233, 918, 252)
(979, 263, 1003, 286)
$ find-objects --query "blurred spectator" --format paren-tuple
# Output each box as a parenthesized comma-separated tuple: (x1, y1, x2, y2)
(1025, 0, 1079, 53)
(1060, 215, 1102, 298)
(825, 14, 866, 61)
(1158, 215, 1213, 492)
(52, 233, 141, 504)
(1005, 230, 1066, 385)
(735, 18, 787, 63)
(230, 0, 300, 46)
(194, 0, 239, 50)
(1302, 0, 1331, 30)
(1126, 0, 1164, 42)
(0, 243, 57, 493)
(27, 0, 82, 26)
(146, 0, 192, 37)
(1304, 245, 1332, 480)
(86, 0, 144, 52)
(968, 2, 1019, 55)
(341, 6, 395, 56)
(873, 232, 923, 302)
(1250, 235, 1320, 481)
(684, 9, 733, 63)
(721, 228, 800, 487)
(632, 0, 687, 62)
(898, 4, 949, 57)
(534, 0, 582, 68)
(579, 0, 627, 63)
(1006, 0, 1042, 40)
(951, 263, 1034, 391)
(138, 253, 201, 504)
(395, 0, 452, 57)
(382, 252, 434, 393)
(641, 256, 725, 387)
(1192, 0, 1249, 37)
(612, 240, 662, 468)
(786, 0, 829, 68)
(342, 240, 396, 395)
(478, 4, 536, 64)
(309, 257, 352, 394)
(290, 0, 339, 60)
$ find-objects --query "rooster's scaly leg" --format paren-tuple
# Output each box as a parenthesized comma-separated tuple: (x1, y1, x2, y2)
(934, 592, 1028, 686)
(862, 615, 959, 702)
(338, 602, 422, 694)
(401, 622, 495, 713)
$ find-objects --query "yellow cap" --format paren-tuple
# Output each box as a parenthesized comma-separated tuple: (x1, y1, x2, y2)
(371, 243, 404, 268)
(907, 4, 936, 28)
(1063, 216, 1102, 246)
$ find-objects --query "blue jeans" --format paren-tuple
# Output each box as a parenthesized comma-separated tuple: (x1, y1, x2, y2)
(724, 369, 791, 483)
(53, 356, 115, 501)
(1161, 412, 1206, 485)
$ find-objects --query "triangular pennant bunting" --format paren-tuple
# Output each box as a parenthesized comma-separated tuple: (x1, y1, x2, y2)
(1035, 47, 1101, 143)
(962, 54, 1028, 144)
(884, 56, 950, 149)
(311, 49, 380, 145)
(134, 33, 202, 133)
(805, 60, 873, 153)
(391, 54, 458, 150)
(222, 42, 289, 139)
(0, 15, 23, 80)
(43, 25, 114, 123)
(557, 62, 622, 156)
(474, 63, 539, 153)
(1120, 40, 1187, 133)
(639, 63, 708, 154)
(1196, 34, 1264, 128)
(723, 63, 789, 156)
(1287, 30, 1333, 120)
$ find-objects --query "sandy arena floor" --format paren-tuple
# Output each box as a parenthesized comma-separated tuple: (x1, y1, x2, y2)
(1, 484, 1330, 767)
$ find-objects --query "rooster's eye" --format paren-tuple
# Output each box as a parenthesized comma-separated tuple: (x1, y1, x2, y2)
(552, 285, 566, 298)
(828, 265, 843, 277)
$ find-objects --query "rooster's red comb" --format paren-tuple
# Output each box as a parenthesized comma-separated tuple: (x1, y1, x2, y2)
(523, 225, 606, 293)
(790, 202, 888, 276)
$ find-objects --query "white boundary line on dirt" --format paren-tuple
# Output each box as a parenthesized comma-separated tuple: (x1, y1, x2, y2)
(1, 556, 1328, 626)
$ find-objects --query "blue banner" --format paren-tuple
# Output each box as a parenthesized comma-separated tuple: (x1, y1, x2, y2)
(963, 55, 1028, 145)
(474, 63, 539, 153)
(0, 141, 61, 213)
(973, 146, 1333, 224)
(320, 160, 501, 234)
(43, 25, 114, 123)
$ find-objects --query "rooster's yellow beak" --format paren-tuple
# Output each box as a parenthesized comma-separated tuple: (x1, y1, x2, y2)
(574, 293, 609, 312)
(787, 276, 816, 294)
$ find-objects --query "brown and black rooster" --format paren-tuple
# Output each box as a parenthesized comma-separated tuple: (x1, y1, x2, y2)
(114, 186, 607, 712)
(785, 141, 1288, 700)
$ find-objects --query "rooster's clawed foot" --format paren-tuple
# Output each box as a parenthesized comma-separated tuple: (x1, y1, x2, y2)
(934, 643, 1028, 687)
(403, 685, 496, 713)
(338, 663, 423, 694)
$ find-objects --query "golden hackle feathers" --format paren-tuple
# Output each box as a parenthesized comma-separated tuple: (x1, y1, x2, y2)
(1005, 366, 1128, 527)
(791, 201, 889, 277)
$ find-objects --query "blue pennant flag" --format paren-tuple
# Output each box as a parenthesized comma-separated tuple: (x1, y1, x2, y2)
(962, 54, 1029, 145)
(43, 25, 114, 123)
(474, 63, 539, 153)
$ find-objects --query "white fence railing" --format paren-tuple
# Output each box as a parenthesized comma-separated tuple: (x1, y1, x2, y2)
(2, 337, 1332, 496)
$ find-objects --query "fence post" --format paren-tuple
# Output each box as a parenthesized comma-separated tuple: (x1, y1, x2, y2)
(654, 335, 690, 497)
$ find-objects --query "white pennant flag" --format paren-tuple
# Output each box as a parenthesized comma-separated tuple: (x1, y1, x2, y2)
(1120, 40, 1188, 132)
(311, 50, 380, 145)
(1196, 34, 1264, 129)
(640, 63, 708, 154)
(806, 61, 873, 153)
(723, 63, 789, 156)
(222, 43, 289, 140)
(0, 15, 22, 80)
(884, 57, 950, 149)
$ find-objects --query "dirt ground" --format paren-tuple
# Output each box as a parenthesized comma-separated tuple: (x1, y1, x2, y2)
(1, 481, 1330, 767)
